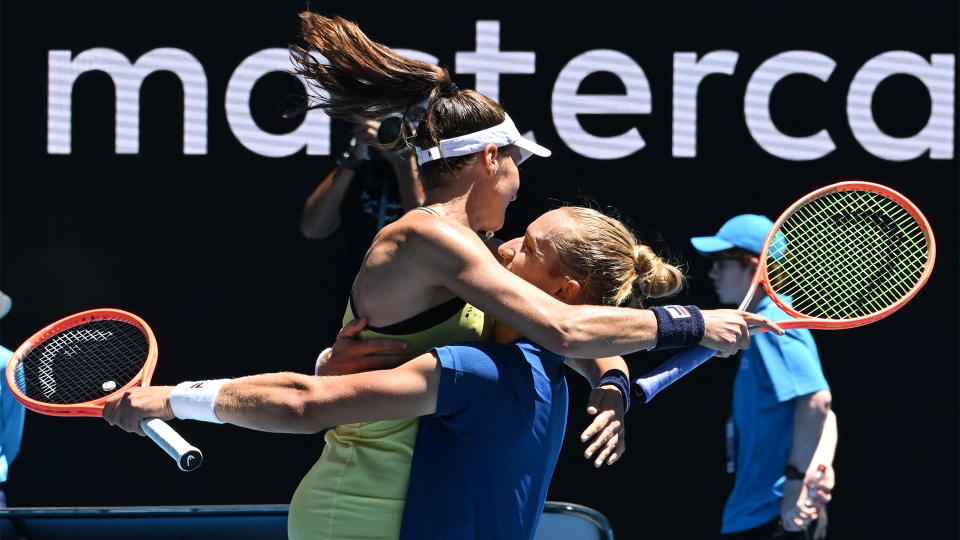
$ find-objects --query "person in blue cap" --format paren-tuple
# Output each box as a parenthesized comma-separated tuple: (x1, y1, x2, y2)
(0, 290, 25, 508)
(691, 215, 838, 540)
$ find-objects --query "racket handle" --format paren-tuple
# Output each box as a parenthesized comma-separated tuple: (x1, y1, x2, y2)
(632, 346, 717, 403)
(140, 418, 203, 472)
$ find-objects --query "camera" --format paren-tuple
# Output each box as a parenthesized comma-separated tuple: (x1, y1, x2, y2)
(375, 106, 425, 151)
(376, 114, 412, 151)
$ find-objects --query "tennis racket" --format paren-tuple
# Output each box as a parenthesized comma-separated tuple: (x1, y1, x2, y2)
(634, 181, 935, 403)
(4, 308, 203, 471)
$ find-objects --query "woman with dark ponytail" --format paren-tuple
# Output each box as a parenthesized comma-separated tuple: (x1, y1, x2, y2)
(285, 13, 779, 539)
(290, 14, 550, 201)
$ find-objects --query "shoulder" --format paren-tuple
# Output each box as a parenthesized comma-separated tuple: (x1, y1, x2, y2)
(434, 341, 516, 365)
(378, 210, 471, 242)
(431, 343, 520, 399)
(435, 341, 531, 373)
(515, 340, 564, 363)
(0, 346, 11, 366)
(377, 211, 487, 266)
(437, 340, 562, 372)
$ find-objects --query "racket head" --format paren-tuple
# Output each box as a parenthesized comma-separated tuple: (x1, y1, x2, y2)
(755, 181, 935, 330)
(4, 309, 158, 417)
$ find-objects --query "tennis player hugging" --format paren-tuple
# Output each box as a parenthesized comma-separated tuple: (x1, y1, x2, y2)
(104, 12, 779, 540)
(104, 205, 776, 539)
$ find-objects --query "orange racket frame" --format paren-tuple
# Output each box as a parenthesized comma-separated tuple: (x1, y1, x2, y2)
(635, 180, 936, 404)
(5, 308, 158, 416)
(749, 180, 936, 331)
(4, 308, 203, 471)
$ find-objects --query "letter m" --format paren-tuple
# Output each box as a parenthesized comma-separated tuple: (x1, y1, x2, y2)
(48, 48, 207, 154)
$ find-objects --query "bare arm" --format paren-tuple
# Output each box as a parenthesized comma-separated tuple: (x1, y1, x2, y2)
(401, 219, 779, 358)
(804, 409, 837, 507)
(567, 356, 630, 467)
(810, 408, 837, 469)
(217, 357, 439, 432)
(781, 389, 832, 530)
(102, 353, 441, 435)
(301, 122, 378, 239)
(786, 389, 832, 472)
(300, 166, 355, 239)
(565, 356, 628, 387)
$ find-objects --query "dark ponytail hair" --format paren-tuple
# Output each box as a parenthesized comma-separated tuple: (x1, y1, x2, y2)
(290, 13, 507, 190)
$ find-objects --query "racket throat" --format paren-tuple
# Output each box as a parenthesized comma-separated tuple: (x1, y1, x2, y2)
(737, 282, 764, 312)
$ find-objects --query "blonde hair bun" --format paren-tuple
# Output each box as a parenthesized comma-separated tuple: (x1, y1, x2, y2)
(551, 207, 684, 308)
(633, 244, 684, 299)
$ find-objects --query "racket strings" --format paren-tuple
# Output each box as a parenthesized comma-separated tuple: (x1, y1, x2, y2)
(766, 189, 930, 320)
(796, 194, 901, 314)
(780, 195, 920, 318)
(772, 192, 925, 318)
(14, 320, 149, 404)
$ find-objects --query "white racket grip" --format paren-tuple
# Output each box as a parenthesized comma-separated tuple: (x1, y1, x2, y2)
(140, 418, 203, 472)
(633, 346, 717, 403)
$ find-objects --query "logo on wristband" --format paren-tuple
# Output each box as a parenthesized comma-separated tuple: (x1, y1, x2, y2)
(664, 305, 691, 319)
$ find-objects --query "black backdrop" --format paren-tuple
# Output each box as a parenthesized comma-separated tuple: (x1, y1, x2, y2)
(1, 1, 957, 538)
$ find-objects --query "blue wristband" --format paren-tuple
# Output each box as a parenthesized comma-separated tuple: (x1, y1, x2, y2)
(650, 305, 705, 350)
(597, 368, 631, 414)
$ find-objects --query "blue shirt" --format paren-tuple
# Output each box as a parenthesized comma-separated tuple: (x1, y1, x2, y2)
(721, 296, 829, 534)
(399, 340, 568, 540)
(0, 346, 25, 483)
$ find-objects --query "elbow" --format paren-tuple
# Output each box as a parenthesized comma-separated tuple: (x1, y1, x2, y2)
(278, 383, 329, 434)
(300, 212, 340, 240)
(300, 224, 322, 240)
(807, 389, 832, 416)
(275, 396, 321, 434)
(548, 316, 586, 357)
(300, 221, 336, 240)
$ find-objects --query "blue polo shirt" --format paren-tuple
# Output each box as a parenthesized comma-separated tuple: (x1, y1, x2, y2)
(1, 346, 25, 484)
(399, 339, 568, 540)
(721, 296, 829, 534)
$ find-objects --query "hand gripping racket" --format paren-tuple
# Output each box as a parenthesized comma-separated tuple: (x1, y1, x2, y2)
(4, 309, 203, 471)
(634, 181, 935, 403)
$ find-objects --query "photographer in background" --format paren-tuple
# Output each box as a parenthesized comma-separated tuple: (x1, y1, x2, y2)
(301, 116, 425, 305)
(0, 290, 25, 508)
(302, 116, 425, 238)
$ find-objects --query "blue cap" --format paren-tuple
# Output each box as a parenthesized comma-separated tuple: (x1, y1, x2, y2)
(690, 214, 774, 256)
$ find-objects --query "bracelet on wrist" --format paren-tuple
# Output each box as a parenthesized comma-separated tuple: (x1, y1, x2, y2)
(649, 305, 705, 350)
(597, 368, 631, 414)
(336, 150, 361, 171)
(169, 379, 232, 424)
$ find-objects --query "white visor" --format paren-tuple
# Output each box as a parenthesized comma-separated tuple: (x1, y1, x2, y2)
(414, 114, 551, 166)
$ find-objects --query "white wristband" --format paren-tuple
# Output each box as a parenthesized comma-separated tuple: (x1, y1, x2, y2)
(169, 379, 232, 423)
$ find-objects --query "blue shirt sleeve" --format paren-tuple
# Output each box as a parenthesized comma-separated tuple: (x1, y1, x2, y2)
(753, 329, 829, 403)
(431, 342, 514, 435)
(0, 346, 26, 482)
(752, 298, 830, 403)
